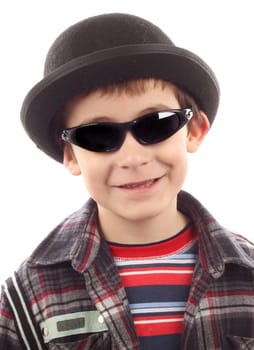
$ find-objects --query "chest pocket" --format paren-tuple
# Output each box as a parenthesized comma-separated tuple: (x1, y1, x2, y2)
(226, 335, 254, 349)
(40, 311, 108, 346)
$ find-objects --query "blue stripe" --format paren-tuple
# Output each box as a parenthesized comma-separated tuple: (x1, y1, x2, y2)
(129, 301, 186, 316)
(117, 263, 196, 269)
(125, 285, 191, 303)
(170, 253, 197, 259)
(115, 253, 197, 269)
(139, 333, 180, 350)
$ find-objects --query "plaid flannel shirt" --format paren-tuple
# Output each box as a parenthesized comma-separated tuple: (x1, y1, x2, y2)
(1, 191, 254, 349)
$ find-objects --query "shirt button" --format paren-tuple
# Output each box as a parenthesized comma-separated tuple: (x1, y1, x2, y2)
(98, 315, 104, 324)
(42, 327, 49, 337)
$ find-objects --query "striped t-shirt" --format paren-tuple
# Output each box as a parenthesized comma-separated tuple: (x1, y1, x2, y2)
(108, 225, 198, 350)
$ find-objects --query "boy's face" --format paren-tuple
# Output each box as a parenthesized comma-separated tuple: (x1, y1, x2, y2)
(63, 81, 208, 239)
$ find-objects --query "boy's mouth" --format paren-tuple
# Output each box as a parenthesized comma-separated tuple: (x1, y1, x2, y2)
(118, 177, 160, 189)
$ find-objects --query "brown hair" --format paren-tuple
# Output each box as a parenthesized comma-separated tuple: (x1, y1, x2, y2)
(53, 78, 203, 145)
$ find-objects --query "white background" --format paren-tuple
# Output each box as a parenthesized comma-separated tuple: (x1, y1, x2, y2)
(0, 0, 253, 281)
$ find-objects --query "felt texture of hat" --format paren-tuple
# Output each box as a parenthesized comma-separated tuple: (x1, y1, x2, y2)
(21, 13, 220, 162)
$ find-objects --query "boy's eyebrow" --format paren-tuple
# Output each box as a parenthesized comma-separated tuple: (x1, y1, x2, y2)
(138, 104, 174, 116)
(81, 104, 173, 124)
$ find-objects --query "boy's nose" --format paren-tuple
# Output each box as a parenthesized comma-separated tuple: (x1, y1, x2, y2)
(115, 132, 151, 169)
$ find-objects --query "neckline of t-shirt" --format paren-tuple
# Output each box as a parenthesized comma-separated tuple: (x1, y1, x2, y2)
(108, 224, 197, 259)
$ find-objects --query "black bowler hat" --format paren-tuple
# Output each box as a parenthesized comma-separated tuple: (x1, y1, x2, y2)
(21, 13, 220, 162)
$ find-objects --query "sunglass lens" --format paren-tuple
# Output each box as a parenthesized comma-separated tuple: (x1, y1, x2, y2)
(74, 124, 122, 152)
(134, 112, 180, 144)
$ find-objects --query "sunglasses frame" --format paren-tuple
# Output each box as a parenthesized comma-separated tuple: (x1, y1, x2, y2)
(61, 106, 193, 152)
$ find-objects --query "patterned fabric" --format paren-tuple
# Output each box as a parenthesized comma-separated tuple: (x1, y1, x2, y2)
(0, 191, 254, 349)
(109, 225, 198, 349)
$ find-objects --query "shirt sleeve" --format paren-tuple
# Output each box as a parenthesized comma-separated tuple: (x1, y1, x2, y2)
(0, 285, 25, 349)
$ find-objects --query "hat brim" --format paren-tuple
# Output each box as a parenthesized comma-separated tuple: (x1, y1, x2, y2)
(21, 44, 219, 162)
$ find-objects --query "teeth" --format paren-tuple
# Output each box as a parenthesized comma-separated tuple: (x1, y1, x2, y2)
(122, 179, 155, 189)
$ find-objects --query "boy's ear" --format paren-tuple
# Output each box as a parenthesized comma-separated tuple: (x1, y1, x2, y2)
(63, 144, 81, 176)
(187, 111, 210, 153)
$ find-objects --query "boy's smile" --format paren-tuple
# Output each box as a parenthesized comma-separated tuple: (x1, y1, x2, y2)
(115, 176, 163, 189)
(63, 80, 208, 244)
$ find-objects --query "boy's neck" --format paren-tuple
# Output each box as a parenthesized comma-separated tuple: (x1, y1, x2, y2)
(97, 205, 189, 245)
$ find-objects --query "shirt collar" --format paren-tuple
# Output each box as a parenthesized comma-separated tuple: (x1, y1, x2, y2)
(27, 197, 101, 272)
(28, 191, 254, 276)
(178, 191, 254, 278)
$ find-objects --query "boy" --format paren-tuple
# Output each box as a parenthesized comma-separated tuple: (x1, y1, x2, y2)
(0, 13, 254, 350)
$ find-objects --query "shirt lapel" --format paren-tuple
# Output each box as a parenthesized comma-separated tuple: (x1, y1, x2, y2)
(83, 239, 140, 349)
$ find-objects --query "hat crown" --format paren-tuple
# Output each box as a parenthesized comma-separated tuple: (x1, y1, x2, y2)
(44, 13, 173, 76)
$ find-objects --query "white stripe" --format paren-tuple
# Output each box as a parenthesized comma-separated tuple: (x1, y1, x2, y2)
(131, 306, 185, 314)
(120, 269, 193, 276)
(12, 274, 43, 350)
(115, 258, 196, 266)
(134, 317, 183, 325)
(4, 281, 31, 350)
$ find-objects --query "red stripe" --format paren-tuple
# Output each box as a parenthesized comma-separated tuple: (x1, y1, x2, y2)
(205, 290, 254, 298)
(109, 226, 196, 258)
(120, 271, 194, 287)
(0, 309, 12, 319)
(134, 315, 183, 336)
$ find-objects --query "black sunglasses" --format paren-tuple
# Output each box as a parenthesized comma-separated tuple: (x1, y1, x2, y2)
(61, 107, 193, 153)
